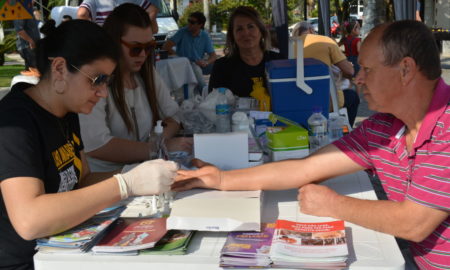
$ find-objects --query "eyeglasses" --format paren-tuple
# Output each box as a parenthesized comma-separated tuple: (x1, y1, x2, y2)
(70, 64, 112, 87)
(120, 39, 155, 57)
(188, 19, 199, 25)
(47, 57, 112, 87)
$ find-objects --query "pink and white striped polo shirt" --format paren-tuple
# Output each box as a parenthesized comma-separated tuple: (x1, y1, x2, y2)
(334, 78, 450, 269)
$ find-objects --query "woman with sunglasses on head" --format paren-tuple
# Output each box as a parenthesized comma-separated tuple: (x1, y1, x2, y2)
(79, 3, 190, 173)
(0, 19, 178, 270)
(208, 6, 283, 111)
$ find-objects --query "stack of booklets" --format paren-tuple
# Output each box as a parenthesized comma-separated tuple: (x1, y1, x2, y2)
(220, 223, 275, 268)
(36, 205, 124, 253)
(270, 219, 348, 269)
(91, 217, 168, 255)
(140, 230, 195, 255)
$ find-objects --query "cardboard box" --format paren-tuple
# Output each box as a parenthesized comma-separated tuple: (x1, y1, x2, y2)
(266, 125, 309, 161)
(167, 189, 262, 232)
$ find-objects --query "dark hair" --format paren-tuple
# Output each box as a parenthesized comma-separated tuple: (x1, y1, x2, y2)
(62, 15, 73, 21)
(103, 3, 159, 133)
(344, 20, 358, 36)
(39, 19, 56, 37)
(224, 6, 268, 57)
(35, 19, 119, 78)
(379, 20, 441, 80)
(190, 12, 206, 28)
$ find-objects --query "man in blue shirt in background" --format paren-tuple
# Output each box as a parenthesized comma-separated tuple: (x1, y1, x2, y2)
(163, 11, 217, 92)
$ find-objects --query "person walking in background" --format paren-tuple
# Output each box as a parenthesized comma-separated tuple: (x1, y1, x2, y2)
(162, 11, 217, 93)
(292, 21, 359, 127)
(79, 3, 191, 173)
(208, 6, 282, 111)
(0, 19, 177, 270)
(77, 0, 159, 33)
(339, 20, 361, 76)
(175, 20, 449, 270)
(13, 16, 41, 77)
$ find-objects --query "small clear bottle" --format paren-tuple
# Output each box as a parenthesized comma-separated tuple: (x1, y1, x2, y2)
(328, 115, 344, 142)
(215, 87, 231, 133)
(149, 120, 169, 160)
(307, 106, 328, 153)
(148, 120, 171, 216)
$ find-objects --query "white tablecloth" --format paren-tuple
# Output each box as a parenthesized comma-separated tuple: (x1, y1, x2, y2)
(155, 56, 198, 99)
(34, 171, 405, 270)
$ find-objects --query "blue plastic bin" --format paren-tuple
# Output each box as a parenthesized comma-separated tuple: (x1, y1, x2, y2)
(266, 58, 330, 128)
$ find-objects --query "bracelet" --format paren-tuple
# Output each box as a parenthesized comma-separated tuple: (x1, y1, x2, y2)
(114, 174, 129, 200)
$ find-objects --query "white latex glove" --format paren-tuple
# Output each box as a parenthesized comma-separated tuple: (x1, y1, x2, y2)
(115, 159, 178, 199)
(121, 163, 140, 173)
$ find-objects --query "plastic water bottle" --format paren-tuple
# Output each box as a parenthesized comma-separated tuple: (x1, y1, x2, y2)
(307, 106, 328, 153)
(328, 115, 344, 142)
(215, 87, 231, 133)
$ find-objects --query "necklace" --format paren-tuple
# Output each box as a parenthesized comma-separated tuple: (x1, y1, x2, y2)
(126, 85, 140, 141)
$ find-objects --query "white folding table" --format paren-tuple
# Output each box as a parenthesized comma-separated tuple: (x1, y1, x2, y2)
(34, 171, 405, 270)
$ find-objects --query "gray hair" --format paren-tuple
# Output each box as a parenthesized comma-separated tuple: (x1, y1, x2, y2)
(378, 20, 441, 80)
(292, 21, 313, 37)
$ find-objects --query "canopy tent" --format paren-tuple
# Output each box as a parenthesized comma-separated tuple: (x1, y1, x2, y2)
(393, 0, 416, 20)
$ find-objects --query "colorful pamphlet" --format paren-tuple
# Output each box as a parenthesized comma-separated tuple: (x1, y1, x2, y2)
(220, 223, 275, 268)
(270, 219, 348, 269)
(36, 206, 124, 253)
(92, 217, 167, 253)
(140, 230, 194, 255)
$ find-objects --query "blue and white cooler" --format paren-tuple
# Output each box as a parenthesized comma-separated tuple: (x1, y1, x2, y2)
(266, 40, 331, 128)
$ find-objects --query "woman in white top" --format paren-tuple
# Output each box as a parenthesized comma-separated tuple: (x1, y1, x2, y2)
(79, 3, 190, 172)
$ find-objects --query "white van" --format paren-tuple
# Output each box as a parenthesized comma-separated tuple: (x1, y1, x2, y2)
(50, 0, 178, 43)
(154, 0, 179, 45)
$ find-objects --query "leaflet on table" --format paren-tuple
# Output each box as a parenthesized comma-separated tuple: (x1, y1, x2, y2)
(140, 230, 195, 255)
(220, 223, 275, 268)
(167, 189, 262, 232)
(92, 217, 167, 253)
(270, 219, 348, 269)
(36, 206, 124, 252)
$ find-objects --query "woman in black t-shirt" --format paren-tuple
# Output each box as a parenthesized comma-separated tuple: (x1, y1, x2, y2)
(208, 6, 282, 111)
(0, 20, 177, 270)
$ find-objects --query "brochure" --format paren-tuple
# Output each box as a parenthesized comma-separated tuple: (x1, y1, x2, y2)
(270, 219, 348, 269)
(92, 217, 167, 253)
(220, 223, 275, 268)
(140, 230, 194, 255)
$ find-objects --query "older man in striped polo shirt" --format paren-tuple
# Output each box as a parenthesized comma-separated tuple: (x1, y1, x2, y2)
(174, 20, 449, 270)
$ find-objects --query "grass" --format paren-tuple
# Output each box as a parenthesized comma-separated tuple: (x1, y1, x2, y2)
(0, 65, 24, 87)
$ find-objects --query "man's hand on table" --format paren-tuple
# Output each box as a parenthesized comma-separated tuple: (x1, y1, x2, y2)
(298, 184, 340, 218)
(173, 158, 222, 191)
